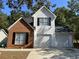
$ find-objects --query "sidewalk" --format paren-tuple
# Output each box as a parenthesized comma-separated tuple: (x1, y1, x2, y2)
(27, 48, 79, 59)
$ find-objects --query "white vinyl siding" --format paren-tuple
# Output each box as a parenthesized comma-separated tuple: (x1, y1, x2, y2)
(14, 33, 26, 45)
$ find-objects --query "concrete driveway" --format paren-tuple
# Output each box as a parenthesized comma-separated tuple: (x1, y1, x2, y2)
(27, 48, 79, 59)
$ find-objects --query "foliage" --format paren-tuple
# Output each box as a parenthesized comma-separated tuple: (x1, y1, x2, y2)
(67, 0, 79, 43)
(7, 0, 33, 21)
(54, 7, 71, 26)
(0, 0, 3, 13)
(31, 0, 56, 13)
(7, 11, 23, 25)
(7, 0, 33, 11)
(68, 16, 79, 32)
(54, 7, 79, 32)
(0, 0, 3, 8)
(6, 0, 55, 26)
(68, 0, 79, 14)
(0, 13, 8, 29)
(54, 7, 67, 26)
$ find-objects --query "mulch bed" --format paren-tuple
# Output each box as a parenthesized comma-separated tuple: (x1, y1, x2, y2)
(0, 51, 30, 59)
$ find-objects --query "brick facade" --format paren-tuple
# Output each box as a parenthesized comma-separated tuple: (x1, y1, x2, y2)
(7, 19, 34, 48)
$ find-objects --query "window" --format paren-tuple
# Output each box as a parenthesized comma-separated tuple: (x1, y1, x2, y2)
(37, 18, 51, 26)
(13, 32, 28, 45)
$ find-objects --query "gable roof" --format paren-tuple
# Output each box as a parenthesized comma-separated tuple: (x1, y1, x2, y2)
(32, 6, 56, 19)
(8, 17, 34, 30)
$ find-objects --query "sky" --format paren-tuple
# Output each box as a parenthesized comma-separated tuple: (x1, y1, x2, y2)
(1, 0, 68, 15)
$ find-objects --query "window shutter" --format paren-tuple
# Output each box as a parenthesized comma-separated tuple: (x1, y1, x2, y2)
(12, 32, 15, 44)
(26, 33, 28, 44)
(37, 18, 39, 26)
(49, 17, 51, 26)
(32, 17, 34, 26)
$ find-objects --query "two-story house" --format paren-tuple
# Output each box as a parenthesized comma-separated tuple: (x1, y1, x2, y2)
(7, 6, 73, 48)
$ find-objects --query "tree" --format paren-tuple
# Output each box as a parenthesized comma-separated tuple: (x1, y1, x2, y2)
(0, 13, 8, 29)
(8, 11, 24, 26)
(0, 0, 8, 30)
(54, 7, 76, 31)
(7, 10, 32, 26)
(7, 0, 33, 22)
(31, 0, 56, 13)
(54, 7, 66, 26)
(7, 0, 56, 14)
(68, 0, 79, 14)
(0, 0, 3, 12)
(67, 0, 79, 44)
(7, 0, 55, 25)
(71, 16, 79, 44)
(7, 0, 33, 12)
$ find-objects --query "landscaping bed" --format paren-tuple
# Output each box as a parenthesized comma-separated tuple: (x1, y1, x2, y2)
(0, 51, 30, 59)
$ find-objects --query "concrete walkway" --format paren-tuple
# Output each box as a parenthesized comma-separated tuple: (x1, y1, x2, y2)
(27, 48, 79, 59)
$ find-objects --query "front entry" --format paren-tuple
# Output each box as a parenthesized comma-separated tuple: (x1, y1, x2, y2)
(37, 34, 51, 48)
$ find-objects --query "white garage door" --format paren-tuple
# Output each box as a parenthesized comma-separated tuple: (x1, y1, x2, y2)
(55, 32, 73, 48)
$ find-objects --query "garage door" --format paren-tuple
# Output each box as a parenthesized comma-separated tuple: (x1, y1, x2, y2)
(55, 32, 73, 48)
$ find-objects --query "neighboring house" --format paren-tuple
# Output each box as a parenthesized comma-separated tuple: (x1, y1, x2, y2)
(7, 6, 73, 48)
(0, 29, 7, 47)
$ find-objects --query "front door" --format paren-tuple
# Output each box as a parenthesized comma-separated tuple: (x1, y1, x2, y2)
(37, 34, 51, 48)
